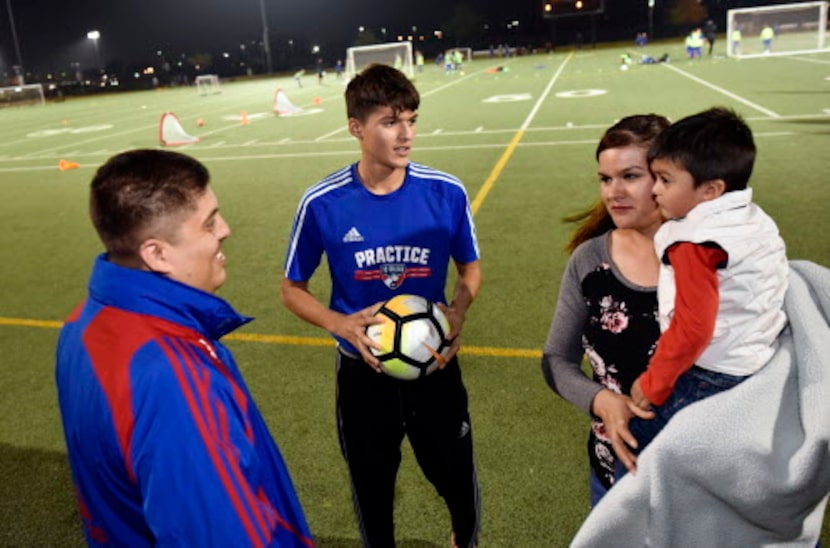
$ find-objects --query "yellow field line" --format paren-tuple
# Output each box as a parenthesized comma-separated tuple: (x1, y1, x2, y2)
(470, 129, 525, 215)
(0, 316, 541, 359)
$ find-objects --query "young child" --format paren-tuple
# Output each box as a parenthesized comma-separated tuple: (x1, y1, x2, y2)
(623, 107, 789, 473)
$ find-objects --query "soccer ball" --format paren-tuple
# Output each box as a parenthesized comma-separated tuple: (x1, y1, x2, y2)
(366, 294, 452, 381)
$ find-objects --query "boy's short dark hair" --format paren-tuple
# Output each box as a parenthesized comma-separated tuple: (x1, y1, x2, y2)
(345, 63, 420, 121)
(90, 149, 209, 258)
(648, 107, 756, 192)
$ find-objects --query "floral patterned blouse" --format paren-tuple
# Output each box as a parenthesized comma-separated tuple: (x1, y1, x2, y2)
(543, 232, 660, 489)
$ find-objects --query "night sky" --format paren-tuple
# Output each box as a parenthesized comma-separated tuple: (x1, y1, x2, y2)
(1, 0, 745, 75)
(2, 0, 547, 73)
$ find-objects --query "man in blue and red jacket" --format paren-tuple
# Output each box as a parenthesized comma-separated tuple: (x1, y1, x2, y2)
(56, 149, 314, 547)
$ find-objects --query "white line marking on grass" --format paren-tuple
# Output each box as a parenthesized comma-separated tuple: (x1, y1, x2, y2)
(475, 126, 484, 133)
(279, 138, 291, 144)
(432, 129, 443, 135)
(0, 132, 796, 174)
(312, 66, 490, 142)
(519, 56, 573, 131)
(661, 63, 781, 118)
(19, 124, 158, 158)
(243, 140, 259, 146)
(470, 52, 574, 215)
(790, 56, 830, 66)
(315, 127, 347, 141)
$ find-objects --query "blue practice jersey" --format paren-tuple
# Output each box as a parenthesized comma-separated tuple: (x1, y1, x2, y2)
(285, 162, 479, 353)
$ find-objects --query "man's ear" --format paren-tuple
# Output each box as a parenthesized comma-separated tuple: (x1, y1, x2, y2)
(138, 239, 171, 274)
(348, 118, 363, 140)
(703, 179, 726, 200)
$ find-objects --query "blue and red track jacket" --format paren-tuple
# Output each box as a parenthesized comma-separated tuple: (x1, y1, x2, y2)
(56, 254, 314, 547)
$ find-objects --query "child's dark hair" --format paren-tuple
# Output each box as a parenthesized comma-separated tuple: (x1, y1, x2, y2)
(564, 114, 670, 254)
(648, 107, 755, 192)
(345, 63, 420, 121)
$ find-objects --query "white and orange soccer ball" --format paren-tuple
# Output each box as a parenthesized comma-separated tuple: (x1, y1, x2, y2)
(366, 294, 452, 381)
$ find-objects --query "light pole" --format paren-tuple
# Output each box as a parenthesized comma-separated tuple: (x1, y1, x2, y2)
(258, 0, 272, 74)
(87, 30, 101, 73)
(6, 0, 24, 84)
(648, 0, 655, 40)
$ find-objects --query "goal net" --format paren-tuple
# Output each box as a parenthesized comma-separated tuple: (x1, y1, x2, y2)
(0, 84, 45, 108)
(444, 47, 473, 63)
(345, 41, 414, 81)
(195, 74, 221, 95)
(727, 1, 828, 58)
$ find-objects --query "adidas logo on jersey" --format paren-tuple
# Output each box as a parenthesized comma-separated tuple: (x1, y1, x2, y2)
(342, 227, 364, 243)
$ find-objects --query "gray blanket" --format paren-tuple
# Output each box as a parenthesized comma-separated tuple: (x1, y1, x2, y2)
(572, 260, 830, 547)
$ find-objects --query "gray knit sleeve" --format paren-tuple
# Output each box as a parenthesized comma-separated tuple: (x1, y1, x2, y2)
(541, 236, 606, 416)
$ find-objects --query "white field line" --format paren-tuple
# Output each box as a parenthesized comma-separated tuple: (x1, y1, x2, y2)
(312, 64, 502, 142)
(6, 112, 820, 162)
(0, 131, 794, 174)
(661, 63, 781, 118)
(790, 55, 830, 65)
(520, 53, 572, 131)
(12, 82, 292, 156)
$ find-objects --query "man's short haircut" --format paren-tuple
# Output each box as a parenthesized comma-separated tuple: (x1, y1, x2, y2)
(345, 63, 420, 121)
(648, 107, 756, 192)
(90, 149, 210, 258)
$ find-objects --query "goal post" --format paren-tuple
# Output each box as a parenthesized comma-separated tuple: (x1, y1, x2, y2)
(444, 47, 473, 63)
(195, 74, 221, 95)
(727, 1, 828, 58)
(345, 41, 414, 81)
(0, 84, 45, 108)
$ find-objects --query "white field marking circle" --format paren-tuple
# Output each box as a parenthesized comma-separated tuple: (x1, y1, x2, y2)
(27, 124, 114, 138)
(555, 89, 607, 98)
(482, 93, 532, 103)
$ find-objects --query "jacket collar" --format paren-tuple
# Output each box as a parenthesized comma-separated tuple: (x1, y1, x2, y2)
(88, 254, 252, 339)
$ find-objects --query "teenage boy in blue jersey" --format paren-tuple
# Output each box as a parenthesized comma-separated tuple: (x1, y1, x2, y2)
(281, 63, 482, 548)
(56, 149, 314, 547)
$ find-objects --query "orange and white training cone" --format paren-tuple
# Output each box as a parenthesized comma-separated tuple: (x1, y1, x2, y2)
(241, 110, 249, 125)
(58, 159, 80, 171)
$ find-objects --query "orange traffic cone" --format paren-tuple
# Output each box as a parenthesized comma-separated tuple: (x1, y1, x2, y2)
(312, 97, 322, 105)
(241, 110, 249, 125)
(58, 159, 80, 171)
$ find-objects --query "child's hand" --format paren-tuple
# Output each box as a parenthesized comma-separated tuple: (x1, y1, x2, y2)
(631, 379, 652, 410)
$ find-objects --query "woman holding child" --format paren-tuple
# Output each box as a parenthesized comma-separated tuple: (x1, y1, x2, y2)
(541, 114, 669, 505)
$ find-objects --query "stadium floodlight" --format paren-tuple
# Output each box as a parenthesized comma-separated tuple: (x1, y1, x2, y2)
(6, 0, 25, 84)
(648, 0, 655, 39)
(727, 1, 828, 58)
(258, 0, 272, 73)
(87, 30, 101, 72)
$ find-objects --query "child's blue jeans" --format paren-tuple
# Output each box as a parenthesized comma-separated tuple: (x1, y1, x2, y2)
(615, 365, 748, 481)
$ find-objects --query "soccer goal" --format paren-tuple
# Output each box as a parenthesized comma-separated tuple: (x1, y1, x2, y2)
(345, 41, 414, 81)
(727, 1, 828, 58)
(444, 47, 474, 63)
(0, 84, 45, 108)
(195, 74, 221, 95)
